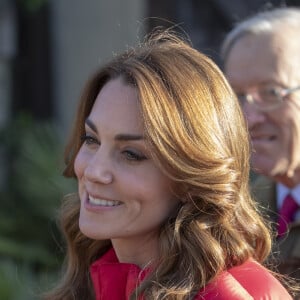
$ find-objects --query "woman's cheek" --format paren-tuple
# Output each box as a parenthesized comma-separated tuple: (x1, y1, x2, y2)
(74, 148, 86, 180)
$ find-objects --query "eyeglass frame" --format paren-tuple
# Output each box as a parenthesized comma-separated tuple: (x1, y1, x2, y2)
(236, 85, 300, 111)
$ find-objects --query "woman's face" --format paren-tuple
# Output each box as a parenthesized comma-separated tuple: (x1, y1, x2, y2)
(74, 77, 179, 260)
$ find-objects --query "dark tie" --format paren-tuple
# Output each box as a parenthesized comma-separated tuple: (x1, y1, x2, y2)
(277, 193, 299, 238)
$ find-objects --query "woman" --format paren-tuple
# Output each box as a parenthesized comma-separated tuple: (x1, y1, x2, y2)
(45, 31, 293, 299)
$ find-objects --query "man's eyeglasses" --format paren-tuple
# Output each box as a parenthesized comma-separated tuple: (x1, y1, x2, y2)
(236, 85, 300, 111)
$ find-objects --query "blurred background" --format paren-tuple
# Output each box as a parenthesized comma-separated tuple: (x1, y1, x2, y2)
(1, 0, 299, 299)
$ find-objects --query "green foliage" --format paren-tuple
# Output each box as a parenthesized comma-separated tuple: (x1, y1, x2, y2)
(0, 258, 58, 300)
(0, 113, 76, 299)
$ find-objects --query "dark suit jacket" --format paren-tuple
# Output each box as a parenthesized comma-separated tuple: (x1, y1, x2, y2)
(252, 175, 300, 281)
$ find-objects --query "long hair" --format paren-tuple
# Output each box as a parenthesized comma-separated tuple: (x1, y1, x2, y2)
(45, 31, 272, 299)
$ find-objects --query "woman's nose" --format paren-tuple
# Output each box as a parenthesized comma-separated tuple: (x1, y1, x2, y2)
(84, 149, 113, 184)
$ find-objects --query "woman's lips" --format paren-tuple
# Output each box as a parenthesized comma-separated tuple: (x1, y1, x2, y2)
(88, 195, 122, 207)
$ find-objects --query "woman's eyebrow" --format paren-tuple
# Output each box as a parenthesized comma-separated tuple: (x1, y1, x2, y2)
(85, 118, 98, 133)
(85, 118, 144, 141)
(114, 134, 144, 141)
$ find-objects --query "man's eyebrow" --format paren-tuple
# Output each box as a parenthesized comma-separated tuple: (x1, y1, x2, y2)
(85, 118, 98, 133)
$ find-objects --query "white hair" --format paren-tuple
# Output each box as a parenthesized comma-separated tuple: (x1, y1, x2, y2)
(221, 7, 300, 61)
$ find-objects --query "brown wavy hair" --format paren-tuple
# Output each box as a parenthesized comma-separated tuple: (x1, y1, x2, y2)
(44, 31, 272, 299)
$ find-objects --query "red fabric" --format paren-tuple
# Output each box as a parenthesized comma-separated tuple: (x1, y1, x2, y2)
(90, 248, 292, 300)
(90, 249, 148, 300)
(277, 194, 299, 237)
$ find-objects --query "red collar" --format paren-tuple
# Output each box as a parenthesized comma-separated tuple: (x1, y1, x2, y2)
(90, 248, 149, 300)
(90, 249, 290, 299)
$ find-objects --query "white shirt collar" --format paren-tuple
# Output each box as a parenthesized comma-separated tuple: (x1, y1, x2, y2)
(277, 183, 300, 208)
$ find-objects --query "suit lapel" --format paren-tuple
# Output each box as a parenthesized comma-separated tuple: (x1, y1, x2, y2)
(251, 175, 277, 222)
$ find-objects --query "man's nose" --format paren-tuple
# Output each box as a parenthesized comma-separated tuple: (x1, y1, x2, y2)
(242, 101, 266, 128)
(84, 149, 113, 184)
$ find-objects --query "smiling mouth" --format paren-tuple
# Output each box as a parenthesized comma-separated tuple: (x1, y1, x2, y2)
(89, 195, 122, 207)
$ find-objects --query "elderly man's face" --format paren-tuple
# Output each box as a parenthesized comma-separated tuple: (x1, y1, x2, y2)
(224, 29, 300, 184)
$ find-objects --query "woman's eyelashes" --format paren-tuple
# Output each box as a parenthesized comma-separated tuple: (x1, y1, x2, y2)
(81, 134, 100, 145)
(122, 149, 147, 161)
(81, 132, 147, 162)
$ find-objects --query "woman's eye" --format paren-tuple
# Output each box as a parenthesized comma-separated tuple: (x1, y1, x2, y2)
(80, 134, 99, 145)
(123, 150, 147, 161)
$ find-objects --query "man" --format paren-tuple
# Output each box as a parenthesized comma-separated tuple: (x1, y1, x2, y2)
(221, 7, 300, 280)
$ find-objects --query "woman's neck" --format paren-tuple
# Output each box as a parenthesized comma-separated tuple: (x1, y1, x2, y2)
(111, 232, 159, 268)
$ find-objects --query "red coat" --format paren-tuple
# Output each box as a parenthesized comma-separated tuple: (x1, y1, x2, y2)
(90, 248, 292, 300)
